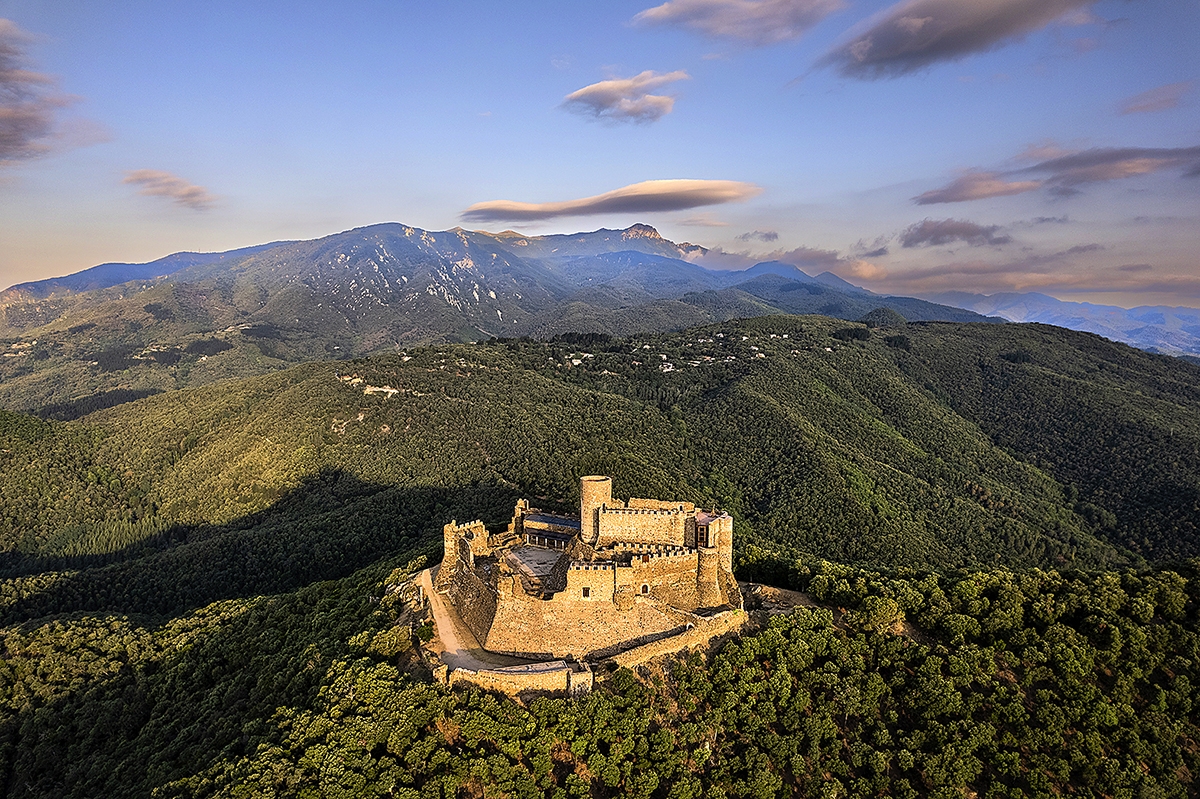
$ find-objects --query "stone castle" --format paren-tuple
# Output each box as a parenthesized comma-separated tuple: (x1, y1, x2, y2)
(435, 476, 741, 660)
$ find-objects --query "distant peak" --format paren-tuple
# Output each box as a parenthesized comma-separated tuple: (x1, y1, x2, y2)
(622, 224, 661, 240)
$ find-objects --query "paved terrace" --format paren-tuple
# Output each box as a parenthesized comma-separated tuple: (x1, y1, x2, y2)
(505, 544, 564, 595)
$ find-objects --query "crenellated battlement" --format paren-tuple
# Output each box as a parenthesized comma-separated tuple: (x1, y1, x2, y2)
(570, 562, 614, 571)
(436, 475, 740, 660)
(601, 506, 688, 516)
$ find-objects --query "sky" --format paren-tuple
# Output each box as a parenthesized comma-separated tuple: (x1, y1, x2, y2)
(1, 0, 1197, 307)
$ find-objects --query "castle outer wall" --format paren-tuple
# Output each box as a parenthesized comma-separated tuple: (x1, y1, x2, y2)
(436, 477, 740, 661)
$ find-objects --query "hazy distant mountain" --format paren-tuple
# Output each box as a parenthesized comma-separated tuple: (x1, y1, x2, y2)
(1, 243, 287, 300)
(928, 291, 1200, 357)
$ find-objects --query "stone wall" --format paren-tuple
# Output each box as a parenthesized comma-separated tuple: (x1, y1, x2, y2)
(443, 564, 499, 643)
(596, 507, 687, 547)
(696, 548, 722, 608)
(626, 498, 695, 512)
(446, 661, 592, 697)
(609, 609, 748, 669)
(614, 551, 702, 610)
(437, 519, 488, 590)
(484, 587, 684, 659)
(709, 515, 734, 572)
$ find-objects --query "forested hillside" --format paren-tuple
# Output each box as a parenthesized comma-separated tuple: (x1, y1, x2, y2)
(2, 314, 1199, 797)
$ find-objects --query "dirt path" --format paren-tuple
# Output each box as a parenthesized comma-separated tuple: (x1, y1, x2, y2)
(419, 567, 532, 671)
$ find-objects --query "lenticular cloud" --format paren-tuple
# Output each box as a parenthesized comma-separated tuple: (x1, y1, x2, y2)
(462, 179, 760, 222)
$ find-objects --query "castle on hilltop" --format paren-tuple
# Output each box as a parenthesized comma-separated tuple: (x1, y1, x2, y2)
(436, 476, 741, 660)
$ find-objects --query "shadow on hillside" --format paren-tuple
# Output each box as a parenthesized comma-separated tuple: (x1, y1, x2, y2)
(0, 468, 523, 628)
(0, 545, 438, 797)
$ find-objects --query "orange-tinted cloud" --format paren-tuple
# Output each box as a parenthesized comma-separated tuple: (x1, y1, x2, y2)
(1118, 82, 1191, 115)
(563, 71, 689, 123)
(915, 171, 1042, 204)
(916, 145, 1200, 203)
(123, 169, 217, 210)
(462, 179, 760, 222)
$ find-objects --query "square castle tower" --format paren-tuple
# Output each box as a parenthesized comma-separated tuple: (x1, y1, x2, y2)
(435, 476, 739, 660)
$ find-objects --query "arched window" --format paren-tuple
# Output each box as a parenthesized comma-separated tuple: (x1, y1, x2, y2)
(640, 584, 650, 595)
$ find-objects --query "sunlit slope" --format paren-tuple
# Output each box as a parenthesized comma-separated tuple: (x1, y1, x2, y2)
(889, 322, 1200, 560)
(2, 316, 1159, 603)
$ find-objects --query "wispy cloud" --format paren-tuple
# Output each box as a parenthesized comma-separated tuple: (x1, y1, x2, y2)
(916, 145, 1200, 203)
(676, 213, 731, 227)
(562, 70, 689, 123)
(462, 179, 761, 223)
(632, 0, 845, 46)
(900, 218, 1011, 247)
(0, 18, 75, 165)
(695, 242, 880, 281)
(123, 169, 217, 210)
(915, 171, 1041, 204)
(818, 0, 1098, 79)
(736, 229, 779, 242)
(862, 244, 1100, 293)
(1026, 146, 1200, 196)
(1118, 82, 1191, 115)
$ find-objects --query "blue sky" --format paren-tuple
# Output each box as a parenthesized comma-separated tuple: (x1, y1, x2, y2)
(1, 0, 1197, 306)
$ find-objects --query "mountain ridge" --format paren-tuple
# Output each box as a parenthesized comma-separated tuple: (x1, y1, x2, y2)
(0, 222, 995, 411)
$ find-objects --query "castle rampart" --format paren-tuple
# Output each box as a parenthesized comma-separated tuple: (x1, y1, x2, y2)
(435, 476, 740, 661)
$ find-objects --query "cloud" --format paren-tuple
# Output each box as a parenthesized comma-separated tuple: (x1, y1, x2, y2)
(695, 242, 864, 273)
(772, 245, 845, 268)
(736, 229, 779, 242)
(818, 0, 1098, 79)
(1027, 146, 1200, 195)
(900, 218, 1011, 247)
(0, 18, 76, 165)
(123, 169, 217, 210)
(462, 179, 761, 223)
(849, 242, 1184, 297)
(915, 171, 1042, 204)
(562, 70, 689, 123)
(676, 214, 731, 227)
(632, 0, 845, 46)
(840, 259, 887, 280)
(1118, 82, 1191, 115)
(916, 145, 1200, 204)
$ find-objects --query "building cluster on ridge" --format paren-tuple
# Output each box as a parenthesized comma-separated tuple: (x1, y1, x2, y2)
(436, 476, 740, 660)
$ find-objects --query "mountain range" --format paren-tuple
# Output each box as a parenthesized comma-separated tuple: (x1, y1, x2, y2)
(0, 222, 989, 413)
(926, 290, 1200, 358)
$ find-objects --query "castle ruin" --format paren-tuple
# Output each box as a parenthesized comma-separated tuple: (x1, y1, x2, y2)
(435, 476, 741, 661)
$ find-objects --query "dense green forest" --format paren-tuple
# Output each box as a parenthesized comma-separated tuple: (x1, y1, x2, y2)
(1, 314, 1199, 796)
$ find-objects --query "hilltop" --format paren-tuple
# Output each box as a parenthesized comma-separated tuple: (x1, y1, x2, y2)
(6, 313, 1200, 599)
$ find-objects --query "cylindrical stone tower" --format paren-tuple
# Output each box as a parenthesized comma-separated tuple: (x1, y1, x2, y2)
(697, 547, 722, 608)
(580, 475, 612, 544)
